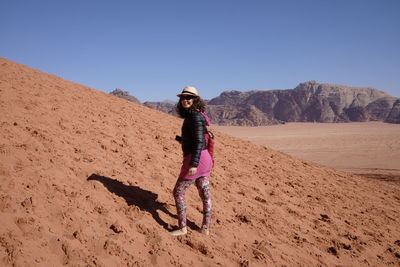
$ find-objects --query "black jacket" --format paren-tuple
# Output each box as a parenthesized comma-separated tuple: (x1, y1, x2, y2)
(181, 110, 207, 167)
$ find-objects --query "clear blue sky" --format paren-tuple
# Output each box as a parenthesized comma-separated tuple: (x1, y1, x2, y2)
(1, 0, 399, 102)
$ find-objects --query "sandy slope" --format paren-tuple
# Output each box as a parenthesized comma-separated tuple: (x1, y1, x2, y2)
(0, 58, 399, 266)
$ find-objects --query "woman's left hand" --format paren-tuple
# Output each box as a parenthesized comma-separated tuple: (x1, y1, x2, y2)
(188, 167, 197, 176)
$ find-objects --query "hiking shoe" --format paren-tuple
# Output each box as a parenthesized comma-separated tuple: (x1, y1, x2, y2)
(200, 228, 209, 235)
(170, 227, 187, 236)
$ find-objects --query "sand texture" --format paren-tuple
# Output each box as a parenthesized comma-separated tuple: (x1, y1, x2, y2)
(0, 58, 399, 266)
(214, 123, 400, 179)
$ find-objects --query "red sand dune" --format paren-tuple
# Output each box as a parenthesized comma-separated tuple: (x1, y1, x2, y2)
(0, 58, 399, 266)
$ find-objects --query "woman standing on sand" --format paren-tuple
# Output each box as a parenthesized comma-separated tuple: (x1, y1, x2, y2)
(171, 86, 213, 236)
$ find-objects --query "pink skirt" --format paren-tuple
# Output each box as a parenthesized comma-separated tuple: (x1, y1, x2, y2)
(179, 149, 213, 180)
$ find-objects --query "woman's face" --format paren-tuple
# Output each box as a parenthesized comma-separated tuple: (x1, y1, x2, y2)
(180, 95, 195, 109)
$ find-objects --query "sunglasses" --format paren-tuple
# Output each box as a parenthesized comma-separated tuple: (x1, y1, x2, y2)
(180, 95, 196, 100)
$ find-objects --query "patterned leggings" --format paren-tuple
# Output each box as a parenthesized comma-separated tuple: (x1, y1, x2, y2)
(173, 176, 212, 229)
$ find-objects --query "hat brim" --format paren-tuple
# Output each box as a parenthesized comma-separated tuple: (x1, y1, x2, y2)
(177, 93, 199, 97)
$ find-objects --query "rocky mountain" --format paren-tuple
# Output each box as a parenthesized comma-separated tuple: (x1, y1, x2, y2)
(385, 99, 400, 123)
(144, 81, 399, 125)
(143, 100, 177, 116)
(109, 88, 140, 104)
(1, 58, 399, 266)
(207, 81, 399, 125)
(206, 104, 282, 126)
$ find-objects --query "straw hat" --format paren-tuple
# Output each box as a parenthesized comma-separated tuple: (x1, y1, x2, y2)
(177, 86, 199, 97)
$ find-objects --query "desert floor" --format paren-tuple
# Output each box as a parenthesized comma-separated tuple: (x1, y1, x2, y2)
(2, 57, 400, 266)
(214, 122, 400, 181)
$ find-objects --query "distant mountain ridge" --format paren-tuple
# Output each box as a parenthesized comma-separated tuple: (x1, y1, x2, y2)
(207, 81, 399, 125)
(110, 88, 140, 104)
(129, 81, 399, 125)
(143, 101, 176, 116)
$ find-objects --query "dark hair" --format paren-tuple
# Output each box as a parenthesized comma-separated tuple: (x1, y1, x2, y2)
(176, 96, 206, 118)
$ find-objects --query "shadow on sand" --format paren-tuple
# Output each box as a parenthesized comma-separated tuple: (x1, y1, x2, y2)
(357, 172, 400, 184)
(87, 174, 199, 231)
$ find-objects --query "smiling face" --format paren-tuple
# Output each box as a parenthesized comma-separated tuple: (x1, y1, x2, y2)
(180, 95, 195, 109)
